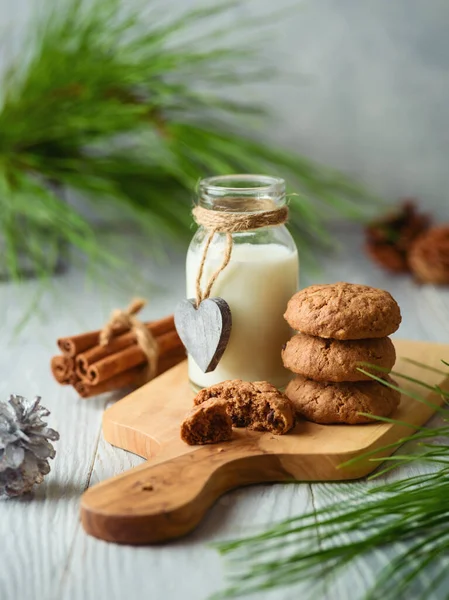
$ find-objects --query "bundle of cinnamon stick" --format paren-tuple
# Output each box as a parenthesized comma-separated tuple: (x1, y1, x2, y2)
(51, 314, 185, 398)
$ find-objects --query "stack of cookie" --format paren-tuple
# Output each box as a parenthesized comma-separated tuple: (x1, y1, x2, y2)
(282, 282, 402, 424)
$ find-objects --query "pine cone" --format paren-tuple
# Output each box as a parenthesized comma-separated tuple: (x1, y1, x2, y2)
(409, 226, 449, 284)
(365, 200, 430, 272)
(0, 395, 59, 497)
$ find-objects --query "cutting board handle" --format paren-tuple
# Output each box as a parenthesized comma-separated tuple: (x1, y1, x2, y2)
(81, 441, 292, 544)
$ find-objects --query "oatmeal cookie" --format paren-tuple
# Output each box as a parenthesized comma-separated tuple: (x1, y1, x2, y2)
(284, 282, 401, 340)
(285, 375, 400, 424)
(282, 333, 396, 382)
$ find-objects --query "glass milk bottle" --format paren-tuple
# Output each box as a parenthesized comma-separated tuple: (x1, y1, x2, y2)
(186, 174, 299, 390)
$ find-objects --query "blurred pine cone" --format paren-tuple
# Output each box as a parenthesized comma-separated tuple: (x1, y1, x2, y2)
(365, 200, 430, 272)
(409, 226, 449, 284)
(0, 395, 59, 497)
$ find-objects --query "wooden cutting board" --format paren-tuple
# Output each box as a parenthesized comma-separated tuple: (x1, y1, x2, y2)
(81, 339, 449, 545)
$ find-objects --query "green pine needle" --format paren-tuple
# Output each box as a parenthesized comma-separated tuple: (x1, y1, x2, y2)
(214, 361, 449, 599)
(0, 0, 380, 284)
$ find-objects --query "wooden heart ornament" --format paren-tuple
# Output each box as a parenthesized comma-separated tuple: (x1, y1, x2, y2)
(174, 297, 232, 372)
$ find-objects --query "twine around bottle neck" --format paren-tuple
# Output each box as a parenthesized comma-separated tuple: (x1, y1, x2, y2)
(192, 202, 289, 307)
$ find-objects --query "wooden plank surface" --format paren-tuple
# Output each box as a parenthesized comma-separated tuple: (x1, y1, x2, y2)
(1, 225, 449, 600)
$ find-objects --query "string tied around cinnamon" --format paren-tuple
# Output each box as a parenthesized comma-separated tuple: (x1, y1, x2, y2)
(192, 202, 288, 306)
(100, 298, 159, 381)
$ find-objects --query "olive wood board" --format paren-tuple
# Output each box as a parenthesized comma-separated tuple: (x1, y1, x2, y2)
(81, 339, 449, 545)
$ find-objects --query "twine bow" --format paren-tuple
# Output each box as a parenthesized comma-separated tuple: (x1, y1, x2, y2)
(100, 298, 159, 381)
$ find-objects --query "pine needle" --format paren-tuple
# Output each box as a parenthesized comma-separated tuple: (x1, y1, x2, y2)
(0, 0, 379, 286)
(214, 361, 449, 599)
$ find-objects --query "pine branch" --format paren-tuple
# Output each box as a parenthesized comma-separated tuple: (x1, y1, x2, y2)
(0, 0, 380, 283)
(214, 362, 449, 600)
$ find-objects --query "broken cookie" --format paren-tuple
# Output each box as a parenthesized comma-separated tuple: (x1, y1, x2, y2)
(181, 399, 232, 445)
(194, 380, 295, 435)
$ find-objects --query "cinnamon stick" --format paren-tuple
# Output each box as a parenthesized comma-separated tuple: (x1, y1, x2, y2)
(86, 329, 183, 385)
(57, 330, 102, 358)
(76, 315, 175, 375)
(75, 351, 186, 398)
(75, 366, 145, 398)
(58, 314, 175, 358)
(51, 356, 75, 384)
(53, 313, 184, 398)
(68, 372, 81, 386)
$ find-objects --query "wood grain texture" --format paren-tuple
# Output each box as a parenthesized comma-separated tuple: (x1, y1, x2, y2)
(0, 279, 120, 600)
(80, 339, 449, 544)
(1, 225, 449, 600)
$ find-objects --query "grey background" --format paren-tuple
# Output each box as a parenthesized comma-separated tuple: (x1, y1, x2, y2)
(1, 0, 449, 217)
(1, 5, 449, 598)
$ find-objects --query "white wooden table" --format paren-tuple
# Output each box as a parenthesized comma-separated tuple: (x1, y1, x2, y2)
(1, 224, 448, 600)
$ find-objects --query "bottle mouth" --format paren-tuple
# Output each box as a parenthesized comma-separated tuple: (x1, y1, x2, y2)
(199, 174, 285, 212)
(200, 174, 285, 194)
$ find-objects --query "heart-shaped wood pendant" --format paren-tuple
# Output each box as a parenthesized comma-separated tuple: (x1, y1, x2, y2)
(174, 297, 232, 373)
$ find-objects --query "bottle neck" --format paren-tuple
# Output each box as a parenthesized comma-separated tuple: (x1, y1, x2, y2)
(198, 174, 286, 213)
